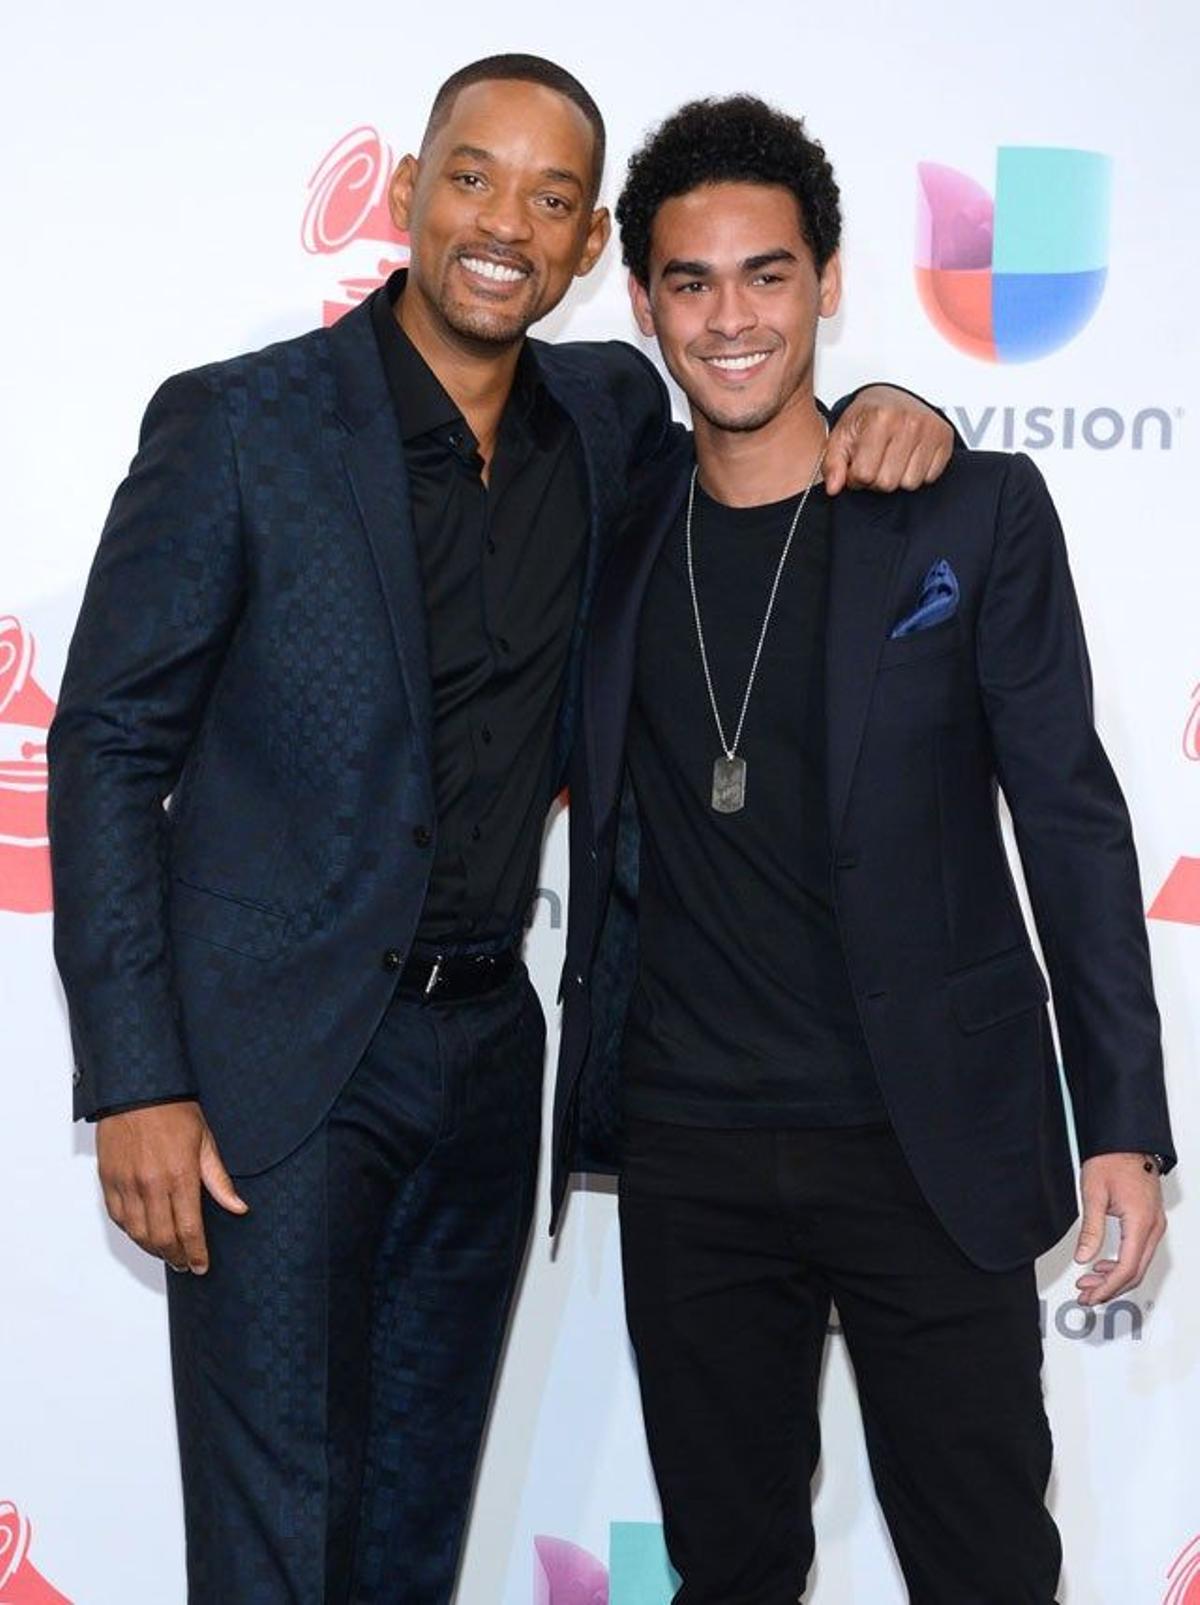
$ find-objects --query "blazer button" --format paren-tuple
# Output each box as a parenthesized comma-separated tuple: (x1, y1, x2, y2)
(382, 949, 403, 973)
(412, 825, 432, 848)
(72, 1067, 83, 1087)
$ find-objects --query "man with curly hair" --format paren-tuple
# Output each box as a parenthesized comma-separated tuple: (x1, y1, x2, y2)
(551, 95, 1173, 1602)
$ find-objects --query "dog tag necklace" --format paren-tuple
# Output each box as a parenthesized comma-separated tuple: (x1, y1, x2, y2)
(685, 433, 828, 814)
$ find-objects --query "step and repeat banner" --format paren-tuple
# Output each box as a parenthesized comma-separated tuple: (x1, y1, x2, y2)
(2, 4, 1197, 1601)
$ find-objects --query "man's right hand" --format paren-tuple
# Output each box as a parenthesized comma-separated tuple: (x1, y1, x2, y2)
(96, 1101, 248, 1274)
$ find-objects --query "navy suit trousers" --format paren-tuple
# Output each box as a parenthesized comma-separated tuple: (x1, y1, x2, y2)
(166, 967, 545, 1604)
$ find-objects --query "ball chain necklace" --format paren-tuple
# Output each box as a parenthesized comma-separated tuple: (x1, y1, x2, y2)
(684, 427, 829, 814)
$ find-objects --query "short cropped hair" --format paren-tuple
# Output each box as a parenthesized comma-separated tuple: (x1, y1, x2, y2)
(423, 54, 606, 199)
(617, 95, 841, 285)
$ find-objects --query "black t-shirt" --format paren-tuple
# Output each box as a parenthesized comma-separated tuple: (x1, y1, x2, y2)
(622, 477, 886, 1127)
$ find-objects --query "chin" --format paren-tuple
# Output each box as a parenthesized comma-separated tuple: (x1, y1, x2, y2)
(693, 395, 784, 434)
(442, 300, 533, 347)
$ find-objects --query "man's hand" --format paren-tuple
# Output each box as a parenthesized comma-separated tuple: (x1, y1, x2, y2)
(825, 386, 955, 495)
(1073, 1153, 1166, 1306)
(96, 1101, 248, 1274)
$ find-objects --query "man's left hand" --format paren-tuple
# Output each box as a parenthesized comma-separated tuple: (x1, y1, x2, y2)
(825, 386, 955, 495)
(1073, 1153, 1167, 1306)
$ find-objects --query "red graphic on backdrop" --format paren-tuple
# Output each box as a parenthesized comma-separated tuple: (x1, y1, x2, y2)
(302, 126, 410, 326)
(1148, 681, 1200, 927)
(534, 1536, 608, 1604)
(0, 617, 55, 914)
(1165, 1535, 1200, 1604)
(0, 1504, 71, 1604)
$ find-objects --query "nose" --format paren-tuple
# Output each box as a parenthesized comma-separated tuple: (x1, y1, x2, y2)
(475, 182, 534, 245)
(706, 283, 757, 341)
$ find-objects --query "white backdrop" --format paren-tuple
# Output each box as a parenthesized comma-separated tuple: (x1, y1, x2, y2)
(2, 4, 1198, 1602)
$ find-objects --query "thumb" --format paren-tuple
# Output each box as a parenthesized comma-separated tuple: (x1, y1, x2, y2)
(1074, 1186, 1108, 1264)
(823, 428, 852, 496)
(199, 1131, 249, 1215)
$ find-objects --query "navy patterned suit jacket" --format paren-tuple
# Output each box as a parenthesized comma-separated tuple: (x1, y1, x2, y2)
(48, 288, 673, 1176)
(552, 440, 1176, 1270)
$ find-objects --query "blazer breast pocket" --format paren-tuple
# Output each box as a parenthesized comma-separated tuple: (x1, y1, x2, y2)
(169, 878, 290, 961)
(877, 616, 964, 670)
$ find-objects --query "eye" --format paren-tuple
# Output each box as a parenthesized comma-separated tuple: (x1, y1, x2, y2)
(751, 272, 784, 286)
(676, 280, 708, 294)
(538, 194, 573, 214)
(451, 172, 487, 190)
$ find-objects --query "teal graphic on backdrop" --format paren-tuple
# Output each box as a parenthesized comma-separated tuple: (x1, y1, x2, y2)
(534, 1523, 678, 1603)
(916, 147, 1112, 362)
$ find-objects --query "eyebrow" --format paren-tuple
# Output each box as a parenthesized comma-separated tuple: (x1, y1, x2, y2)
(448, 145, 584, 191)
(660, 248, 800, 279)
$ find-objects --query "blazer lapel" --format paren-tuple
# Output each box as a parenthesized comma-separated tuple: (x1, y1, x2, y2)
(585, 443, 693, 831)
(825, 490, 910, 844)
(328, 298, 434, 775)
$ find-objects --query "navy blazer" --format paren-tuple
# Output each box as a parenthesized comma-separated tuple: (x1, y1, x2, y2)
(552, 440, 1175, 1270)
(48, 289, 673, 1175)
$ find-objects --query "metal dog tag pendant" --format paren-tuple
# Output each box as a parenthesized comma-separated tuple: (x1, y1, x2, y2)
(712, 755, 747, 813)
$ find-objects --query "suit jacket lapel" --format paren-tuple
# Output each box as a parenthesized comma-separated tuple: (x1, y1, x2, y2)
(825, 489, 910, 843)
(585, 443, 693, 830)
(328, 297, 434, 776)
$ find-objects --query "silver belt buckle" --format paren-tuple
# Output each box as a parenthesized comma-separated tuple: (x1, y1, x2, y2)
(423, 956, 444, 998)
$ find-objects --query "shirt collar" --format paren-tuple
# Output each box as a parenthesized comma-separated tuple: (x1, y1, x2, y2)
(369, 269, 545, 449)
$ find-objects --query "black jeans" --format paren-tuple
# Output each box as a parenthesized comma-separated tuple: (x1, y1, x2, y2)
(167, 965, 545, 1604)
(619, 1119, 1062, 1605)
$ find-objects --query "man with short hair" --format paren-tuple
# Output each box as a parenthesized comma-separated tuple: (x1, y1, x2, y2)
(552, 95, 1174, 1603)
(49, 58, 952, 1604)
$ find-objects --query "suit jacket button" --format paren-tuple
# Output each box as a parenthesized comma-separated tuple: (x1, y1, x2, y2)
(412, 825, 432, 848)
(72, 1067, 82, 1087)
(382, 949, 403, 973)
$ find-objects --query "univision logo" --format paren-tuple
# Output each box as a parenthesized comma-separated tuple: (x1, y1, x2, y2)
(917, 147, 1111, 363)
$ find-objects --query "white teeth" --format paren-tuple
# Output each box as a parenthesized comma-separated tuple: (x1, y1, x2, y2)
(461, 257, 527, 283)
(707, 353, 768, 371)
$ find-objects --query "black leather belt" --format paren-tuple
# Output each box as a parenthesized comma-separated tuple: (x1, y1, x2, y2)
(395, 948, 519, 1002)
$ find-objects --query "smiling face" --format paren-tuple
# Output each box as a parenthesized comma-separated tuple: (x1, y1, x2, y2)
(390, 78, 610, 351)
(630, 181, 840, 434)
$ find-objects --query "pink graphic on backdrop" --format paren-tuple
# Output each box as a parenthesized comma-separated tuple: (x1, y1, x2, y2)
(1148, 681, 1200, 927)
(302, 126, 409, 325)
(1165, 1535, 1200, 1604)
(534, 1536, 608, 1605)
(0, 1504, 71, 1604)
(0, 617, 55, 914)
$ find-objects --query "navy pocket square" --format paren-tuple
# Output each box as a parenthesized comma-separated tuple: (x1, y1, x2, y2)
(889, 559, 959, 639)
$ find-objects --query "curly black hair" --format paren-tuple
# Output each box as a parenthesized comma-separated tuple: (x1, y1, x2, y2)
(617, 95, 841, 286)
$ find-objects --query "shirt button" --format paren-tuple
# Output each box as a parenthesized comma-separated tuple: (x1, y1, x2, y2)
(412, 825, 432, 847)
(471, 825, 482, 841)
(448, 431, 463, 449)
(481, 726, 493, 745)
(382, 949, 403, 973)
(497, 637, 511, 655)
(486, 538, 497, 555)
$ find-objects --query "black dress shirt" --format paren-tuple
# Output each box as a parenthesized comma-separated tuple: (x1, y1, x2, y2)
(623, 481, 886, 1127)
(371, 274, 588, 950)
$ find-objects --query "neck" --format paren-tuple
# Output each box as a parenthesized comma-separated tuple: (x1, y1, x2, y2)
(693, 386, 827, 508)
(396, 282, 522, 467)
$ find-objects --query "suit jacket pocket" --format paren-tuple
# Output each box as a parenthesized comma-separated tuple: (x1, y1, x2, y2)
(948, 946, 1049, 1033)
(169, 878, 290, 961)
(878, 616, 962, 669)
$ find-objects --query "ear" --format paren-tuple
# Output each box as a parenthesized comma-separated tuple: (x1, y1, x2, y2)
(628, 271, 656, 338)
(818, 250, 842, 320)
(575, 206, 612, 279)
(388, 155, 419, 233)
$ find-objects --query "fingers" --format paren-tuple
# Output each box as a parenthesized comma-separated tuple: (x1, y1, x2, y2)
(1073, 1183, 1108, 1266)
(822, 435, 851, 496)
(1076, 1209, 1164, 1305)
(171, 1183, 210, 1275)
(199, 1134, 249, 1217)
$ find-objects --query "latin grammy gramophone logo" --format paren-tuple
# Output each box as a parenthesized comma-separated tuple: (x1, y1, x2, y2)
(0, 617, 56, 915)
(1165, 1535, 1200, 1604)
(0, 1503, 71, 1604)
(1147, 681, 1200, 927)
(302, 125, 410, 326)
